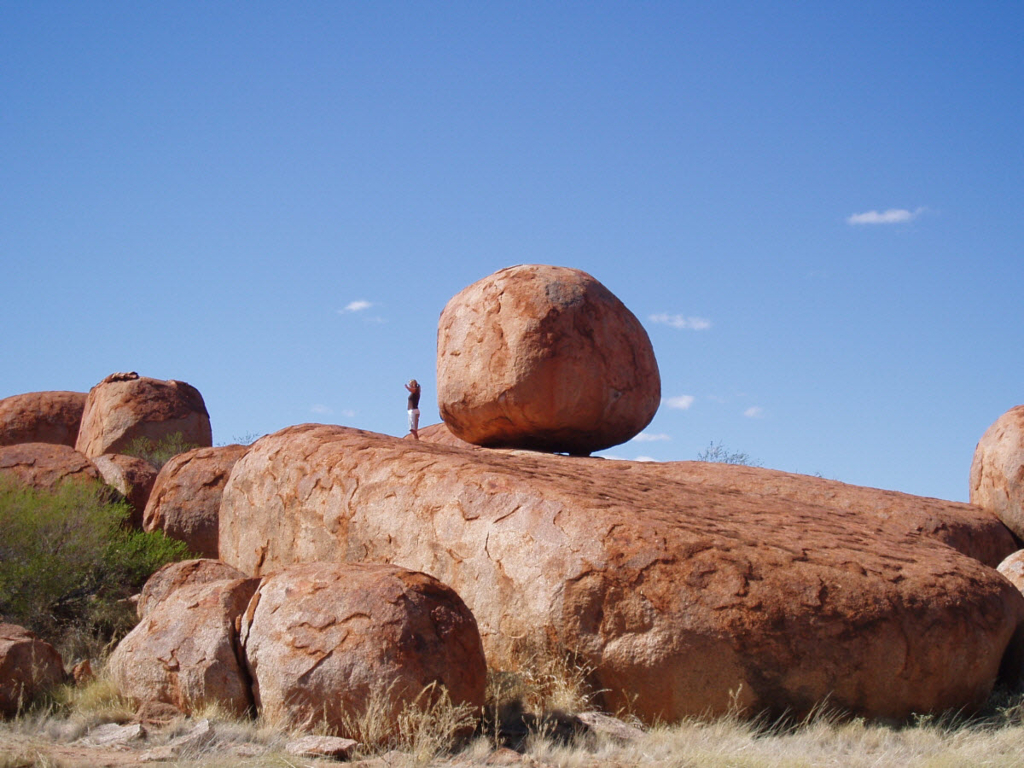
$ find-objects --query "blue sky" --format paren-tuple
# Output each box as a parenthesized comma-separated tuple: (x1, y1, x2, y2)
(3, 2, 1022, 502)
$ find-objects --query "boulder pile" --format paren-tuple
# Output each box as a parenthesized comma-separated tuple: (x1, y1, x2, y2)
(4, 265, 1024, 728)
(219, 423, 1023, 722)
(107, 560, 487, 737)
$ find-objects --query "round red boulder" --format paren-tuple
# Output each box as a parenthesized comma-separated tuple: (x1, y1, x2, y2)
(437, 265, 660, 455)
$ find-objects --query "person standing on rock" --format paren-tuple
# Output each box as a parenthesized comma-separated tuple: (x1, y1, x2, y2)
(405, 379, 421, 439)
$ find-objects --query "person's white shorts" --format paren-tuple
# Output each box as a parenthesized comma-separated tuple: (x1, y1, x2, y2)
(408, 408, 420, 431)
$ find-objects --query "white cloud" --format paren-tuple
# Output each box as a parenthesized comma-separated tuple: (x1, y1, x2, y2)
(649, 313, 712, 330)
(631, 432, 671, 442)
(311, 404, 333, 415)
(664, 395, 695, 410)
(846, 207, 925, 225)
(744, 406, 764, 418)
(341, 300, 373, 313)
(603, 454, 658, 462)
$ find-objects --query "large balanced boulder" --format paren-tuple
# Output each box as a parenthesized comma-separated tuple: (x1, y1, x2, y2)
(0, 624, 65, 717)
(0, 391, 87, 448)
(239, 562, 486, 737)
(0, 443, 102, 491)
(143, 445, 248, 558)
(970, 406, 1024, 540)
(220, 424, 1024, 723)
(92, 454, 159, 528)
(437, 265, 660, 455)
(75, 372, 212, 459)
(107, 576, 259, 716)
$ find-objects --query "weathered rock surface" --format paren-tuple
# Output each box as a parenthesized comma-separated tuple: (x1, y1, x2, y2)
(137, 559, 248, 620)
(92, 454, 159, 528)
(970, 406, 1024, 541)
(437, 265, 660, 455)
(0, 391, 86, 448)
(653, 461, 1017, 568)
(0, 624, 65, 717)
(0, 443, 102, 491)
(108, 577, 259, 716)
(417, 422, 481, 449)
(998, 550, 1024, 595)
(220, 424, 1024, 723)
(238, 562, 486, 736)
(75, 372, 212, 459)
(143, 445, 248, 558)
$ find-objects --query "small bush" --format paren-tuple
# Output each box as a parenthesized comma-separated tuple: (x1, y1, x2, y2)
(697, 441, 763, 467)
(122, 431, 198, 469)
(0, 477, 191, 657)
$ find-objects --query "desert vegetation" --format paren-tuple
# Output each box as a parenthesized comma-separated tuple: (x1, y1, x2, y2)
(0, 477, 191, 662)
(2, 656, 1024, 767)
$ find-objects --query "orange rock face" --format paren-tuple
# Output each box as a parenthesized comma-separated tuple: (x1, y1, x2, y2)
(107, 577, 259, 716)
(137, 559, 248, 620)
(92, 454, 159, 528)
(0, 624, 65, 717)
(238, 562, 487, 737)
(0, 443, 101, 491)
(75, 373, 212, 459)
(998, 550, 1024, 594)
(220, 425, 1024, 723)
(437, 265, 660, 455)
(0, 391, 86, 448)
(143, 445, 248, 558)
(651, 460, 1017, 568)
(970, 406, 1024, 540)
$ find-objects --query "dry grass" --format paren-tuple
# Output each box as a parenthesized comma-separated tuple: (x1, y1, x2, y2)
(3, 657, 1024, 767)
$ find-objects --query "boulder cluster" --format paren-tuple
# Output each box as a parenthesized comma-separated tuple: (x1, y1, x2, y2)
(107, 559, 486, 737)
(4, 265, 1024, 732)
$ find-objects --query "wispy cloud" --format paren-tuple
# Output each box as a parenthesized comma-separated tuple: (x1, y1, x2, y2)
(744, 406, 764, 418)
(340, 300, 373, 313)
(846, 207, 925, 225)
(632, 432, 671, 442)
(311, 404, 333, 415)
(664, 395, 695, 410)
(649, 313, 712, 330)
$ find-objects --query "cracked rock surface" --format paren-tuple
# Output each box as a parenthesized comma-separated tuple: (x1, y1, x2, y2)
(220, 424, 1024, 723)
(238, 561, 487, 737)
(437, 265, 660, 455)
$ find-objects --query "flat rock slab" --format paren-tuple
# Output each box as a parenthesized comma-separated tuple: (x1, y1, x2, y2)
(220, 424, 1024, 723)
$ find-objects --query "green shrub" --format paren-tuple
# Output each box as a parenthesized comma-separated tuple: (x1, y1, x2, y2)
(122, 431, 199, 469)
(0, 476, 191, 657)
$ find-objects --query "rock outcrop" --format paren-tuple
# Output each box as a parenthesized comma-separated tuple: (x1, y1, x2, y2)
(0, 624, 65, 718)
(238, 562, 487, 736)
(0, 443, 102, 491)
(107, 576, 259, 716)
(652, 460, 1017, 568)
(143, 445, 248, 558)
(92, 454, 159, 528)
(137, 559, 248, 620)
(220, 424, 1024, 723)
(998, 550, 1024, 595)
(75, 373, 212, 459)
(0, 391, 86, 448)
(437, 265, 660, 455)
(970, 406, 1024, 541)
